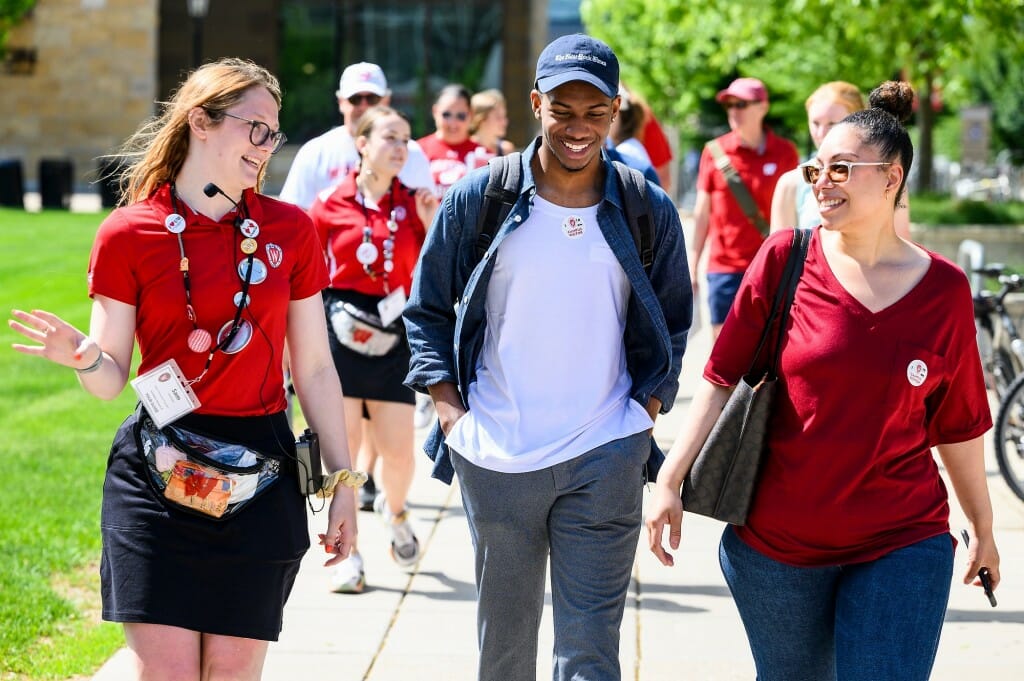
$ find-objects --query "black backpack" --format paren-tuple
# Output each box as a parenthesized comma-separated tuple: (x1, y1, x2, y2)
(473, 152, 655, 274)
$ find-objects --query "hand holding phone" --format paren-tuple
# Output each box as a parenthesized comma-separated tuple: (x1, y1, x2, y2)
(960, 529, 997, 607)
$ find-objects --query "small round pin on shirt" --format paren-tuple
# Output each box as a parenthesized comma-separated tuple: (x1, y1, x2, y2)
(165, 213, 186, 234)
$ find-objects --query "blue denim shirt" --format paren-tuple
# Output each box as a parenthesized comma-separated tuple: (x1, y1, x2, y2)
(404, 138, 692, 483)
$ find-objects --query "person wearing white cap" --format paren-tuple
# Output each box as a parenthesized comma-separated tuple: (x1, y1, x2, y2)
(278, 62, 434, 210)
(690, 76, 798, 342)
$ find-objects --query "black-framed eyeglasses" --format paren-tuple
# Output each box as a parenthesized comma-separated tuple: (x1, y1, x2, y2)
(441, 111, 469, 121)
(347, 93, 382, 106)
(216, 110, 288, 154)
(800, 161, 892, 185)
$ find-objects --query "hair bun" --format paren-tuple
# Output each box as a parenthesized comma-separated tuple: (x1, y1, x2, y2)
(868, 81, 914, 124)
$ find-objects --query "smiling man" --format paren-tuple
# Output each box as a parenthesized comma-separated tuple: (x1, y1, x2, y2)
(403, 34, 691, 681)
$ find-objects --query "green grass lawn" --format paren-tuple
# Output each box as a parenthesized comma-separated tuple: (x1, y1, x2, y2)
(0, 208, 133, 679)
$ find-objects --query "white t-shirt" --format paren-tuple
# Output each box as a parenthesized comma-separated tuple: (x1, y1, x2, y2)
(444, 196, 653, 473)
(278, 126, 434, 210)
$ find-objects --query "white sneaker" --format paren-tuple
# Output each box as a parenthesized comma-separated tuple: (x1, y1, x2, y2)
(330, 551, 365, 594)
(374, 495, 421, 569)
(413, 393, 435, 430)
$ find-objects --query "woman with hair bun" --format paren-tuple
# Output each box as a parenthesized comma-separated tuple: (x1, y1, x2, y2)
(770, 80, 911, 237)
(648, 80, 1000, 680)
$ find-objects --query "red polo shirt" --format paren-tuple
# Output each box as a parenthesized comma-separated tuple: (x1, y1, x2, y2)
(308, 171, 426, 296)
(706, 229, 992, 566)
(697, 129, 798, 273)
(88, 184, 328, 416)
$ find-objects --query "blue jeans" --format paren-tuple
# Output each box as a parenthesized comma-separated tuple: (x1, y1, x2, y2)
(450, 432, 648, 681)
(719, 527, 953, 681)
(706, 271, 745, 324)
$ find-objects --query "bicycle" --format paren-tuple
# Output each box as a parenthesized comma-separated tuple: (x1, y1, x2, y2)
(972, 264, 1024, 399)
(994, 371, 1024, 502)
(978, 264, 1024, 502)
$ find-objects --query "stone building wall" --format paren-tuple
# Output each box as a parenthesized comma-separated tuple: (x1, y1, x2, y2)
(0, 0, 158, 191)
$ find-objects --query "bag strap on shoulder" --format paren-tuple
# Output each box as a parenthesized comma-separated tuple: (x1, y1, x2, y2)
(612, 160, 655, 275)
(707, 139, 770, 236)
(474, 152, 522, 262)
(748, 228, 810, 379)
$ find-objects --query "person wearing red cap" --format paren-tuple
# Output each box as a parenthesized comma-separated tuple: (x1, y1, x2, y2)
(691, 77, 798, 341)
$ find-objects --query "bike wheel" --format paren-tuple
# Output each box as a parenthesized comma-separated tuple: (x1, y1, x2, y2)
(993, 372, 1024, 502)
(993, 347, 1016, 398)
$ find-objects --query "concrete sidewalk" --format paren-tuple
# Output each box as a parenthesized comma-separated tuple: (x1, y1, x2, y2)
(262, 316, 1024, 681)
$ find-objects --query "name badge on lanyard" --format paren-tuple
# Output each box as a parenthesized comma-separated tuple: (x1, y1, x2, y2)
(377, 286, 407, 327)
(130, 358, 201, 428)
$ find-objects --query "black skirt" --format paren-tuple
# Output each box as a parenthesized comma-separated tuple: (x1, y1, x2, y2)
(323, 288, 415, 405)
(100, 409, 308, 641)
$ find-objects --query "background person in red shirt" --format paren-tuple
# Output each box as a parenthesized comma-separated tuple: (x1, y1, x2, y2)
(9, 58, 357, 678)
(309, 106, 438, 594)
(648, 81, 1000, 681)
(690, 77, 798, 341)
(639, 105, 674, 193)
(417, 84, 478, 196)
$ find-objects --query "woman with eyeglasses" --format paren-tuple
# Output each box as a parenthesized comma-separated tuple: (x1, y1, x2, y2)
(309, 105, 439, 593)
(648, 81, 1000, 680)
(9, 59, 358, 679)
(417, 83, 478, 195)
(770, 80, 911, 237)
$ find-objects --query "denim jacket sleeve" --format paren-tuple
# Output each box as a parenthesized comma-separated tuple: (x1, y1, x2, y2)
(403, 164, 499, 484)
(403, 169, 486, 396)
(644, 183, 692, 412)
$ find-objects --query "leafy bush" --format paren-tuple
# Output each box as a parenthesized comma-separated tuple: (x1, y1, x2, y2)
(910, 194, 1024, 225)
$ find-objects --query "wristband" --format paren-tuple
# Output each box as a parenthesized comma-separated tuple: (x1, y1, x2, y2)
(75, 347, 104, 374)
(315, 469, 368, 499)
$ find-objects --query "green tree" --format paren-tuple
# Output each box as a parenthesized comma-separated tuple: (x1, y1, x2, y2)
(581, 0, 1024, 191)
(0, 0, 36, 55)
(962, 22, 1024, 156)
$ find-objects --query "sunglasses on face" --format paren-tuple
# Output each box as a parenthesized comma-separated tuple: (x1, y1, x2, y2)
(722, 100, 756, 110)
(217, 111, 288, 154)
(441, 111, 469, 121)
(348, 93, 382, 106)
(800, 161, 893, 184)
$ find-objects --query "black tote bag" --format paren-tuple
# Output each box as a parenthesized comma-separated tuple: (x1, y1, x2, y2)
(681, 228, 810, 525)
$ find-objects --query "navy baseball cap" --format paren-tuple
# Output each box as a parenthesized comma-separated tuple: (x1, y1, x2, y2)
(534, 34, 619, 99)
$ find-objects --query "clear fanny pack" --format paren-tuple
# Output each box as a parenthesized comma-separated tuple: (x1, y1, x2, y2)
(135, 412, 281, 520)
(328, 299, 402, 357)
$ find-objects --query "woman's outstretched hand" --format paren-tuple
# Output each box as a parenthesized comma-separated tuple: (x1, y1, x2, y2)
(9, 308, 98, 370)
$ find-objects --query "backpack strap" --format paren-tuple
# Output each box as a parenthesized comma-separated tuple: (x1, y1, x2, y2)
(474, 152, 522, 262)
(707, 139, 770, 236)
(474, 154, 654, 276)
(612, 161, 655, 275)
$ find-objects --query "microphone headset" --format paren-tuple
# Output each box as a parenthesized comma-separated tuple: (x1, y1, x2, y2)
(203, 182, 246, 228)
